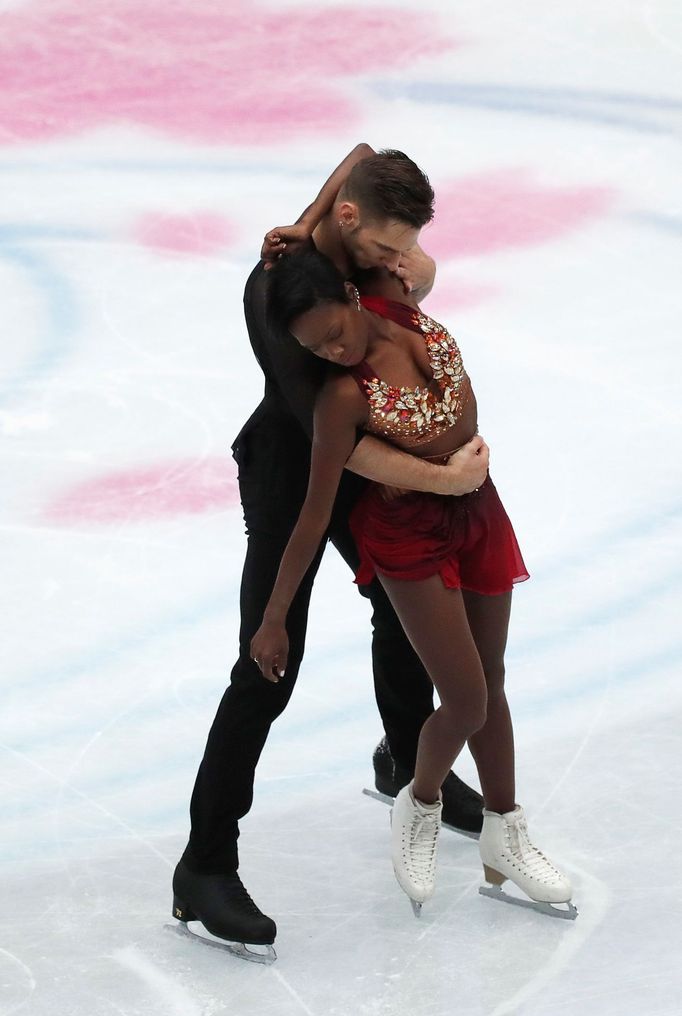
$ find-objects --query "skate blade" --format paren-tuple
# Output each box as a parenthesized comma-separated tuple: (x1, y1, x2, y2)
(478, 884, 578, 921)
(391, 861, 427, 919)
(363, 787, 480, 841)
(165, 921, 277, 963)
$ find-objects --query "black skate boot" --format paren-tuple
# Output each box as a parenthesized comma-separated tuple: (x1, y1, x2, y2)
(172, 859, 277, 963)
(369, 736, 483, 839)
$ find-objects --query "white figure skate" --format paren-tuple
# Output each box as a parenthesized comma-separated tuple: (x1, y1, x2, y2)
(391, 781, 442, 917)
(478, 805, 577, 920)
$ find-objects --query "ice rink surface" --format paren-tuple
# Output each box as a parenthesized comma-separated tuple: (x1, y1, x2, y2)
(1, 0, 681, 1012)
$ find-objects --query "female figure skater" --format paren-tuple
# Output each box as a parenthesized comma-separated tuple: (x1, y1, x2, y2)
(250, 250, 576, 920)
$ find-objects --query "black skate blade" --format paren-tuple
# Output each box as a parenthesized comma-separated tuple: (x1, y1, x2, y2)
(362, 787, 479, 841)
(166, 921, 277, 963)
(478, 884, 578, 921)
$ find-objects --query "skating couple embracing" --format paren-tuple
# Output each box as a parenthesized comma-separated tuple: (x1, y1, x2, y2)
(172, 145, 576, 964)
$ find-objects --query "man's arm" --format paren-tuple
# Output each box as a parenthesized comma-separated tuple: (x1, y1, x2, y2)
(347, 433, 489, 496)
(261, 143, 375, 264)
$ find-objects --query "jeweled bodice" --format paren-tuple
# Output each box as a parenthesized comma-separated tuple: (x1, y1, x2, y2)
(352, 298, 471, 448)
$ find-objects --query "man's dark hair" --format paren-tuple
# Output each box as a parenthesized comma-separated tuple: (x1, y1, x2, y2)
(266, 250, 348, 338)
(340, 149, 434, 228)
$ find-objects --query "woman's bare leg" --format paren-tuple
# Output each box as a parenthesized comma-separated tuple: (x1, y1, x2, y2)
(378, 574, 488, 804)
(462, 589, 515, 815)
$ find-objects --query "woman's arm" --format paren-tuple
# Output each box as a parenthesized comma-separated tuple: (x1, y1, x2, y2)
(261, 143, 375, 264)
(250, 379, 364, 682)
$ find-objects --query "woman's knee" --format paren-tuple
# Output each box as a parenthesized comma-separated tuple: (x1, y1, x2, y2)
(440, 690, 488, 739)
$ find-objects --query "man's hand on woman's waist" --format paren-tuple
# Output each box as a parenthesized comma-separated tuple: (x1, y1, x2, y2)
(346, 433, 489, 496)
(439, 435, 490, 495)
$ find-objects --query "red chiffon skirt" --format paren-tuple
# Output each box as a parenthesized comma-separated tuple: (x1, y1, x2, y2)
(349, 475, 529, 595)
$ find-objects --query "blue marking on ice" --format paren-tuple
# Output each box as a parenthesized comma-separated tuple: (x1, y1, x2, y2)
(0, 240, 81, 408)
(371, 81, 682, 134)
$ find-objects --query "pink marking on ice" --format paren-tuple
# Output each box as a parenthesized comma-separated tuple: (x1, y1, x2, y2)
(43, 458, 239, 525)
(0, 1, 456, 145)
(423, 170, 613, 260)
(133, 212, 236, 256)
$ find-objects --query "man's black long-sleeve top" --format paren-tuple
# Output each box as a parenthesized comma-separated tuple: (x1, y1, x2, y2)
(234, 260, 326, 448)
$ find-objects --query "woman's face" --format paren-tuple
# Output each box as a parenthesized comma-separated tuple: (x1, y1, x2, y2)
(289, 293, 369, 367)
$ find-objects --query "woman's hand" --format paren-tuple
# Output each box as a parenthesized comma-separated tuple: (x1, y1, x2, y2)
(262, 144, 375, 269)
(250, 619, 289, 683)
(261, 224, 313, 267)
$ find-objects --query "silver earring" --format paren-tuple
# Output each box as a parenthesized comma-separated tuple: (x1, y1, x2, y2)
(353, 287, 361, 311)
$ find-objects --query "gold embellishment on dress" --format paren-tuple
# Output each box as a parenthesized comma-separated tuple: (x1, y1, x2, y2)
(361, 312, 470, 446)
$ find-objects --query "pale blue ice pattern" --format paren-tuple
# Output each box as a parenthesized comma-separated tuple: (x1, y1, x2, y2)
(1, 1, 681, 1014)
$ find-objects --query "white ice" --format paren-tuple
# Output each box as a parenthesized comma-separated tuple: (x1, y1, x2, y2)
(1, 1, 681, 1014)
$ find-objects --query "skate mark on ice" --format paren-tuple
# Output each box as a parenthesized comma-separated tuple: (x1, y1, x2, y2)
(0, 946, 36, 1016)
(487, 865, 610, 1016)
(413, 880, 480, 947)
(533, 676, 611, 819)
(0, 740, 173, 867)
(113, 945, 201, 1016)
(270, 967, 318, 1016)
(3, 579, 237, 706)
(639, 2, 682, 59)
(47, 679, 179, 868)
(352, 878, 480, 1005)
(394, 861, 609, 1015)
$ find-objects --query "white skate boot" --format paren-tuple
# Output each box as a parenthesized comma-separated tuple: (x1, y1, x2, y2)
(391, 781, 442, 917)
(478, 805, 577, 920)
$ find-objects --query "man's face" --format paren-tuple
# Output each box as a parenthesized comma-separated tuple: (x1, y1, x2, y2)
(339, 207, 420, 273)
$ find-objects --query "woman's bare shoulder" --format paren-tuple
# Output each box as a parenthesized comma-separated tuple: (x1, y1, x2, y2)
(322, 366, 365, 401)
(317, 367, 368, 423)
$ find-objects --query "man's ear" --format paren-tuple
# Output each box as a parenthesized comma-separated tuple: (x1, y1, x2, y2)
(337, 201, 359, 228)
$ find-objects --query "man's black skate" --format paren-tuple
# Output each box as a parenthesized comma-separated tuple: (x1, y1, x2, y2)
(367, 736, 483, 838)
(171, 860, 276, 963)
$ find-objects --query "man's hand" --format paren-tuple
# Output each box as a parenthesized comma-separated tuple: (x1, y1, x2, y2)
(437, 435, 490, 495)
(392, 246, 436, 296)
(261, 224, 314, 267)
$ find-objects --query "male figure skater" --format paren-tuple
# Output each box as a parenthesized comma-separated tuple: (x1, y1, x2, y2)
(173, 146, 489, 959)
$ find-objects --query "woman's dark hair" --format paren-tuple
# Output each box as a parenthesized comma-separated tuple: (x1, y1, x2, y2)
(266, 249, 349, 338)
(340, 149, 434, 228)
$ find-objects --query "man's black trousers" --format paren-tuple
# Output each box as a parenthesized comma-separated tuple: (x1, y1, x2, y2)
(182, 406, 436, 874)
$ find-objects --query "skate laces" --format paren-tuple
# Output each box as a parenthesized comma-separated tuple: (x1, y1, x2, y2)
(406, 810, 440, 879)
(227, 877, 264, 917)
(506, 816, 560, 883)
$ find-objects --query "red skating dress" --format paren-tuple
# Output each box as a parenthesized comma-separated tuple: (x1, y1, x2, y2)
(348, 296, 529, 595)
